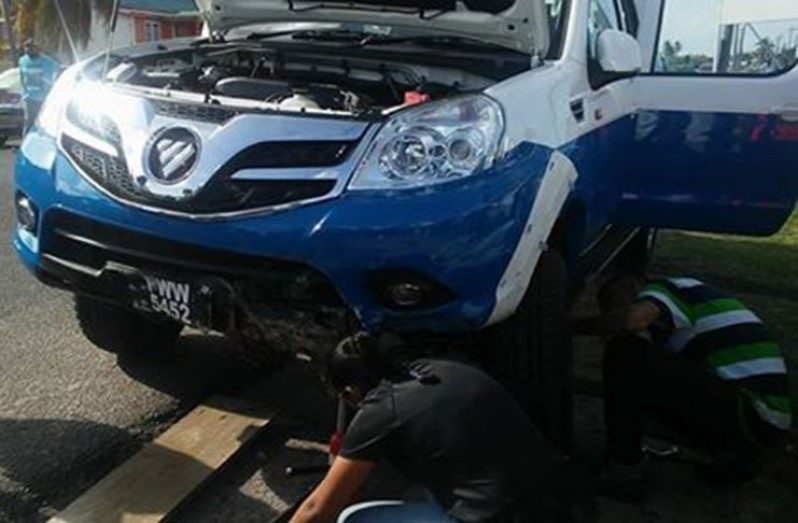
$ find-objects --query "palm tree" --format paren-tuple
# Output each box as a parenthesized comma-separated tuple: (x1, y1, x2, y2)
(662, 40, 683, 61)
(14, 0, 114, 58)
(753, 37, 779, 71)
(659, 40, 683, 71)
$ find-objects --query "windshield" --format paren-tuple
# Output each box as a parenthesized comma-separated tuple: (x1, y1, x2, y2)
(654, 0, 798, 75)
(0, 68, 21, 91)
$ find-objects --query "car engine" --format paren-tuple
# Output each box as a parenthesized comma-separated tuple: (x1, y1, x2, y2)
(98, 40, 528, 116)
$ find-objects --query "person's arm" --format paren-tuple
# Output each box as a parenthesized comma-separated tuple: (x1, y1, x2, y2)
(18, 61, 27, 97)
(290, 457, 375, 523)
(572, 300, 662, 338)
(46, 56, 60, 85)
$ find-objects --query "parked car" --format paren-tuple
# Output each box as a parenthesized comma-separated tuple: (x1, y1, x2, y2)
(12, 0, 798, 449)
(0, 67, 23, 145)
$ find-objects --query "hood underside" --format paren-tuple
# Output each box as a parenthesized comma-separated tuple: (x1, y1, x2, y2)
(196, 0, 549, 54)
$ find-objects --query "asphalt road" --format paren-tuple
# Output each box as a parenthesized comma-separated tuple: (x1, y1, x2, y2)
(0, 146, 265, 522)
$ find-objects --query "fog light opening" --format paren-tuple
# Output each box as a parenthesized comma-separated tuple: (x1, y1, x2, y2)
(15, 194, 38, 234)
(370, 269, 456, 311)
(387, 282, 426, 308)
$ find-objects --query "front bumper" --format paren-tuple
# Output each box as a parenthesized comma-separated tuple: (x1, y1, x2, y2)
(14, 130, 549, 335)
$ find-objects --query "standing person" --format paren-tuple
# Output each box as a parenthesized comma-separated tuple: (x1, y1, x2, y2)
(574, 274, 792, 502)
(290, 333, 576, 523)
(19, 38, 59, 133)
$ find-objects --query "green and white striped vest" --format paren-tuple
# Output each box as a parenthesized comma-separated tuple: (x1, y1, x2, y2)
(639, 278, 792, 431)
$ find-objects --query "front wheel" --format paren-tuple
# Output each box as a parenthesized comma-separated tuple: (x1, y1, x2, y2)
(486, 250, 573, 453)
(74, 295, 183, 356)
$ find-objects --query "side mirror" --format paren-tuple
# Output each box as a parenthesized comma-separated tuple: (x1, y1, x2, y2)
(596, 29, 642, 75)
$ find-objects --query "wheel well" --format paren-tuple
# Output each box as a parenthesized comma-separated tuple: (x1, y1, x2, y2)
(549, 199, 587, 260)
(549, 200, 588, 303)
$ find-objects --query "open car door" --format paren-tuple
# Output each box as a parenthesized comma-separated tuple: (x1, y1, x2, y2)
(616, 0, 798, 235)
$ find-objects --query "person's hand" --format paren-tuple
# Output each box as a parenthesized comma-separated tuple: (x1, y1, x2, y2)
(571, 301, 661, 339)
(290, 457, 375, 523)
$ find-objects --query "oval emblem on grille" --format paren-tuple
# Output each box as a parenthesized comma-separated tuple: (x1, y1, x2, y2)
(146, 127, 200, 184)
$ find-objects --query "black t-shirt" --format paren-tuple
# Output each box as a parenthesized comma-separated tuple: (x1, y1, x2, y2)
(340, 359, 565, 522)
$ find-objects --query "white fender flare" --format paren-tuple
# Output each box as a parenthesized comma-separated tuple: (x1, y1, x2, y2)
(486, 150, 578, 326)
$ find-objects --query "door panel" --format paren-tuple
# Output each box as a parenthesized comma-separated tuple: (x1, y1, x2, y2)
(570, 0, 639, 241)
(614, 0, 798, 235)
(616, 105, 798, 234)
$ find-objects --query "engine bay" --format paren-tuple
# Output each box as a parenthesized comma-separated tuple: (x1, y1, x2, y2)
(100, 40, 530, 116)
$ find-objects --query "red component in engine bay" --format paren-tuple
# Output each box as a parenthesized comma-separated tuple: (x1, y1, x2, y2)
(404, 90, 432, 106)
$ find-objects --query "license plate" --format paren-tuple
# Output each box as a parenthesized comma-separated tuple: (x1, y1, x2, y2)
(133, 273, 207, 326)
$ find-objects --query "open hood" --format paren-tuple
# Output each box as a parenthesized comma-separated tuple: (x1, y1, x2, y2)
(196, 0, 549, 54)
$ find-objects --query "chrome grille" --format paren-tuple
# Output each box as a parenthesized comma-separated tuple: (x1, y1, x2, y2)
(59, 89, 373, 217)
(63, 136, 141, 196)
(151, 99, 239, 124)
(62, 135, 341, 214)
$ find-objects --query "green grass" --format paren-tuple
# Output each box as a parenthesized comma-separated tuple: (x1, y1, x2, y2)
(652, 213, 798, 344)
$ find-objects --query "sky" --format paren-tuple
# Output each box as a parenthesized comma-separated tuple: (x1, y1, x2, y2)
(660, 0, 720, 54)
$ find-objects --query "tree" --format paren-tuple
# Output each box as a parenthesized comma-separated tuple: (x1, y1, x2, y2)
(14, 0, 114, 58)
(1, 0, 18, 61)
(778, 46, 797, 69)
(753, 37, 779, 71)
(659, 40, 691, 72)
(661, 39, 683, 62)
(659, 38, 720, 73)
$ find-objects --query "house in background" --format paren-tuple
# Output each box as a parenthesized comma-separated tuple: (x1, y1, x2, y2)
(83, 0, 201, 58)
(124, 0, 203, 43)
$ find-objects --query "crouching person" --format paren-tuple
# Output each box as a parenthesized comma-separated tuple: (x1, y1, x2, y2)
(291, 333, 574, 523)
(575, 274, 792, 502)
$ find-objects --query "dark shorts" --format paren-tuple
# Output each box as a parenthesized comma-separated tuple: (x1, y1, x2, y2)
(24, 100, 44, 134)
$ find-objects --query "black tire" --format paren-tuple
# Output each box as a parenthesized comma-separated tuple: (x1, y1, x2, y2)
(486, 250, 573, 453)
(0, 136, 7, 147)
(74, 295, 183, 355)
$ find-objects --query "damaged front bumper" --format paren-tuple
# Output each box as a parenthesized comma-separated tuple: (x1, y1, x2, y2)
(14, 130, 550, 347)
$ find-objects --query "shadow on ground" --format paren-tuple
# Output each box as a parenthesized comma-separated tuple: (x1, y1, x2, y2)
(573, 393, 798, 522)
(115, 333, 266, 401)
(0, 418, 138, 522)
(0, 356, 295, 523)
(573, 337, 798, 522)
(0, 416, 291, 523)
(0, 333, 276, 522)
(174, 364, 337, 522)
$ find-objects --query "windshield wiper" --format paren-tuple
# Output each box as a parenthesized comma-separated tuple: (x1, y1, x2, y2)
(192, 29, 302, 45)
(244, 29, 318, 41)
(239, 30, 504, 52)
(358, 35, 504, 51)
(291, 29, 373, 43)
(290, 30, 504, 51)
(209, 29, 366, 45)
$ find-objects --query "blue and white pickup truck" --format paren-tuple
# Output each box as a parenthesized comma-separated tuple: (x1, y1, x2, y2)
(12, 0, 798, 446)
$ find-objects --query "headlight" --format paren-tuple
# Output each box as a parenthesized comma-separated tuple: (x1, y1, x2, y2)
(36, 65, 80, 138)
(349, 95, 504, 190)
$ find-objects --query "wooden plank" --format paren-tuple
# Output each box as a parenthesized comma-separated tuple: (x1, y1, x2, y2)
(50, 396, 278, 523)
